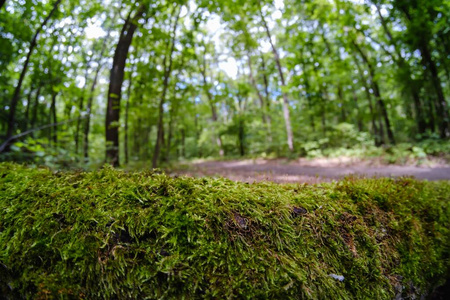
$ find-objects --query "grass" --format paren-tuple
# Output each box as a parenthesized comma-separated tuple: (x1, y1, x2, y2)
(0, 162, 449, 299)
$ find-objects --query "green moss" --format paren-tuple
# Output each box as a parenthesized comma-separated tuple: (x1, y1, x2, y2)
(0, 163, 449, 299)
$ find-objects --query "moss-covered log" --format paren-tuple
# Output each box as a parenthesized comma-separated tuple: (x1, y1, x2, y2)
(0, 163, 449, 299)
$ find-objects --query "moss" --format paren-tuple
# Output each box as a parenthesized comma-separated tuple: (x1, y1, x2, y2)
(0, 163, 449, 299)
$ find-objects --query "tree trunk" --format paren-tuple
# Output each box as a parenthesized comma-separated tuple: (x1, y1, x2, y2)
(4, 0, 61, 147)
(106, 5, 146, 167)
(297, 59, 315, 132)
(337, 86, 347, 123)
(124, 71, 132, 165)
(24, 88, 34, 131)
(375, 4, 426, 135)
(0, 1, 5, 10)
(30, 86, 41, 132)
(306, 40, 330, 135)
(75, 52, 93, 155)
(152, 6, 181, 168)
(247, 55, 267, 123)
(353, 40, 395, 145)
(84, 26, 112, 161)
(420, 43, 449, 138)
(247, 53, 273, 144)
(181, 127, 185, 158)
(354, 57, 382, 145)
(75, 95, 84, 154)
(238, 117, 245, 156)
(260, 10, 294, 152)
(50, 91, 58, 144)
(200, 50, 224, 157)
(351, 87, 363, 132)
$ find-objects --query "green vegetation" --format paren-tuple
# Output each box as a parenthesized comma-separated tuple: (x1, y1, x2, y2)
(1, 0, 449, 168)
(1, 163, 448, 298)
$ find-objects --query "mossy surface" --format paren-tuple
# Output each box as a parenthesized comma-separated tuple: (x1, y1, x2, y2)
(0, 163, 449, 299)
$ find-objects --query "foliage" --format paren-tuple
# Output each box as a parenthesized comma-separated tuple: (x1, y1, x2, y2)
(1, 163, 449, 298)
(1, 0, 449, 167)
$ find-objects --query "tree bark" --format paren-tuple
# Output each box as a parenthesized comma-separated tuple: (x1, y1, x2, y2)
(4, 0, 61, 147)
(260, 10, 294, 152)
(106, 5, 146, 166)
(152, 6, 181, 168)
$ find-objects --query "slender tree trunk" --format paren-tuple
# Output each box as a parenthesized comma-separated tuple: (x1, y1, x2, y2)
(260, 10, 294, 152)
(124, 70, 132, 165)
(354, 57, 382, 145)
(297, 59, 315, 132)
(4, 0, 61, 146)
(247, 55, 267, 123)
(200, 51, 224, 157)
(426, 96, 436, 132)
(84, 27, 112, 161)
(236, 88, 247, 157)
(106, 6, 146, 166)
(375, 4, 426, 135)
(166, 116, 174, 163)
(351, 87, 363, 131)
(420, 43, 449, 137)
(30, 86, 41, 134)
(238, 117, 245, 156)
(258, 54, 273, 145)
(165, 60, 184, 163)
(337, 86, 347, 122)
(75, 53, 93, 155)
(248, 53, 273, 144)
(353, 41, 395, 144)
(152, 6, 181, 168)
(74, 95, 83, 154)
(181, 127, 186, 158)
(50, 91, 58, 144)
(24, 88, 34, 131)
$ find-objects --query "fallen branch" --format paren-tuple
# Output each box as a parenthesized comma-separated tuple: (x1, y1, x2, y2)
(0, 117, 87, 153)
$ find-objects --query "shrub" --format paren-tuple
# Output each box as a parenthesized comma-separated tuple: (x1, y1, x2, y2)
(0, 163, 449, 299)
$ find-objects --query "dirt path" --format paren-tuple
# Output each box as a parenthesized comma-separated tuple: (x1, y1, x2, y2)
(172, 159, 450, 183)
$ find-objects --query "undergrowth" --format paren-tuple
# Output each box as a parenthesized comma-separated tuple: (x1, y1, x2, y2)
(0, 163, 449, 299)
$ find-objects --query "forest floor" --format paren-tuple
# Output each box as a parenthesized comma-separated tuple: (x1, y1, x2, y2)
(171, 158, 450, 183)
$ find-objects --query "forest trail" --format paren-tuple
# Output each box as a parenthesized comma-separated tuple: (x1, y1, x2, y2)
(173, 159, 450, 183)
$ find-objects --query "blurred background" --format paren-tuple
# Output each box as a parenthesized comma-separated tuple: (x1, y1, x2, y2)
(0, 0, 449, 171)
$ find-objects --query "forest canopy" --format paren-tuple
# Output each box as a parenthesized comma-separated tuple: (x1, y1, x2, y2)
(0, 0, 449, 168)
